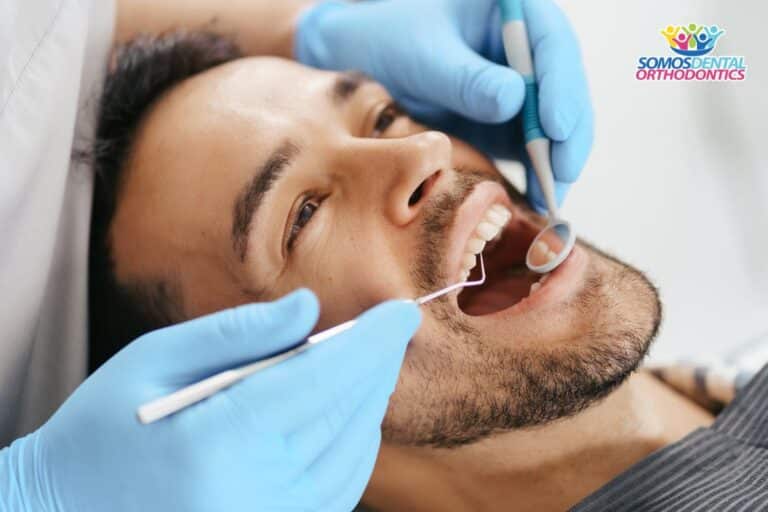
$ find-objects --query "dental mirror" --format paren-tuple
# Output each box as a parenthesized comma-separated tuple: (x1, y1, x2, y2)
(524, 141, 576, 274)
(526, 220, 575, 274)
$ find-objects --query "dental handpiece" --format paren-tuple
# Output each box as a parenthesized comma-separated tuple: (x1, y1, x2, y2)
(498, 0, 558, 215)
(498, 0, 576, 273)
(137, 254, 486, 424)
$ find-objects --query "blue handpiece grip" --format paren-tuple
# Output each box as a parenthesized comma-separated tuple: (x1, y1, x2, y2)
(499, 0, 523, 22)
(521, 76, 545, 142)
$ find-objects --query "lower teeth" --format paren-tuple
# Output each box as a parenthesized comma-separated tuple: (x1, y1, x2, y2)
(528, 273, 550, 296)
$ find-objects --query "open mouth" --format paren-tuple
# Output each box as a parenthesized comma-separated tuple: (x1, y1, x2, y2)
(457, 205, 550, 316)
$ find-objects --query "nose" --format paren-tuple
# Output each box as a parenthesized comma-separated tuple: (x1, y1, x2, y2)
(375, 131, 453, 226)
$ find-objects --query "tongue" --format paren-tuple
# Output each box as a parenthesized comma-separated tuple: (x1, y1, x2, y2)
(460, 274, 534, 316)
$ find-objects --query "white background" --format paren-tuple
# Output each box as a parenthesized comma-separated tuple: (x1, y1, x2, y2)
(502, 1, 768, 360)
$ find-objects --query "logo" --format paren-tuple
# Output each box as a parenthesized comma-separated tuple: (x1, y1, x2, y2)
(660, 24, 724, 56)
(635, 23, 747, 81)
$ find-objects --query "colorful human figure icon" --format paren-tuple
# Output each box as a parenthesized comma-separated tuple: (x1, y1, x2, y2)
(683, 23, 702, 35)
(703, 25, 725, 50)
(675, 30, 692, 50)
(706, 25, 723, 36)
(681, 23, 702, 50)
(660, 25, 680, 47)
(695, 30, 710, 49)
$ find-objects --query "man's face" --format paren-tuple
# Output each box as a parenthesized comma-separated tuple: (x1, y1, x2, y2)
(112, 57, 660, 447)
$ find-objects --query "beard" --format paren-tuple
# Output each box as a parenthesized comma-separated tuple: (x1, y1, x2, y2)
(381, 171, 662, 448)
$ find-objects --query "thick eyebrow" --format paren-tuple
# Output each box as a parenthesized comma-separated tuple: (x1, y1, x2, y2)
(331, 70, 373, 105)
(232, 140, 300, 261)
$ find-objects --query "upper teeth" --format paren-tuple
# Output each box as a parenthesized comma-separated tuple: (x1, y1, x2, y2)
(532, 240, 558, 263)
(458, 204, 512, 281)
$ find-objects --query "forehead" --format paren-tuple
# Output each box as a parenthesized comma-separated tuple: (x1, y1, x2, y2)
(124, 57, 353, 228)
(155, 57, 340, 144)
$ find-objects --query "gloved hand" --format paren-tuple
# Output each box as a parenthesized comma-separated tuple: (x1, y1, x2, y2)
(0, 289, 420, 512)
(296, 0, 593, 212)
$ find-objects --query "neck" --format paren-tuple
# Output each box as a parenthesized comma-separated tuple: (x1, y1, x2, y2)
(363, 371, 715, 512)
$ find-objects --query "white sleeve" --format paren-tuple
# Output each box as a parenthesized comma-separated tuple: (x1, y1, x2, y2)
(0, 0, 115, 444)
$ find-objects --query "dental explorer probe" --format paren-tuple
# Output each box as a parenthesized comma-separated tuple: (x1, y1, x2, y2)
(137, 254, 486, 424)
(498, 0, 576, 273)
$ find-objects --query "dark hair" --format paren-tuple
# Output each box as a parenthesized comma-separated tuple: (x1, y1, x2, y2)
(88, 32, 243, 371)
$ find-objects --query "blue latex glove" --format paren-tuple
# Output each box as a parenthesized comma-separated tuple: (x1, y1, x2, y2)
(0, 289, 420, 512)
(296, 0, 593, 212)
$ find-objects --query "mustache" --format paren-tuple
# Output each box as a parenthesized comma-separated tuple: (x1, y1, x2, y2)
(411, 170, 484, 292)
(411, 168, 518, 292)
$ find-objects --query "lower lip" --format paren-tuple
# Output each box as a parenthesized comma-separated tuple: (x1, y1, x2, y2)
(463, 244, 589, 318)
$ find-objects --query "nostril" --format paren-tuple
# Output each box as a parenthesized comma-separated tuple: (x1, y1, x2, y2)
(408, 170, 442, 208)
(408, 182, 425, 207)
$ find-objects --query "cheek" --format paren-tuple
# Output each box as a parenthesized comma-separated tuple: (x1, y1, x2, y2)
(409, 312, 447, 348)
(279, 218, 419, 332)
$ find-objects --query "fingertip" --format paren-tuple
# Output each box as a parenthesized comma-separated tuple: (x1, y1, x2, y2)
(280, 287, 320, 311)
(550, 110, 594, 183)
(554, 182, 572, 206)
(395, 299, 423, 331)
(538, 66, 589, 143)
(541, 102, 579, 142)
(483, 68, 525, 123)
(220, 288, 320, 348)
(263, 287, 320, 326)
(358, 300, 422, 338)
(367, 299, 422, 324)
(462, 64, 524, 123)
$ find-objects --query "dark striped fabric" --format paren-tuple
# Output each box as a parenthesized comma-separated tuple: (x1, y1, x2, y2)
(572, 362, 768, 511)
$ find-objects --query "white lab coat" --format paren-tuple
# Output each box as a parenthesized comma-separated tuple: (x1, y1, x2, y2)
(0, 0, 114, 445)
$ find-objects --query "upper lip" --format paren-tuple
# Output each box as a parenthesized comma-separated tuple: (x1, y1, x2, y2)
(444, 181, 517, 285)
